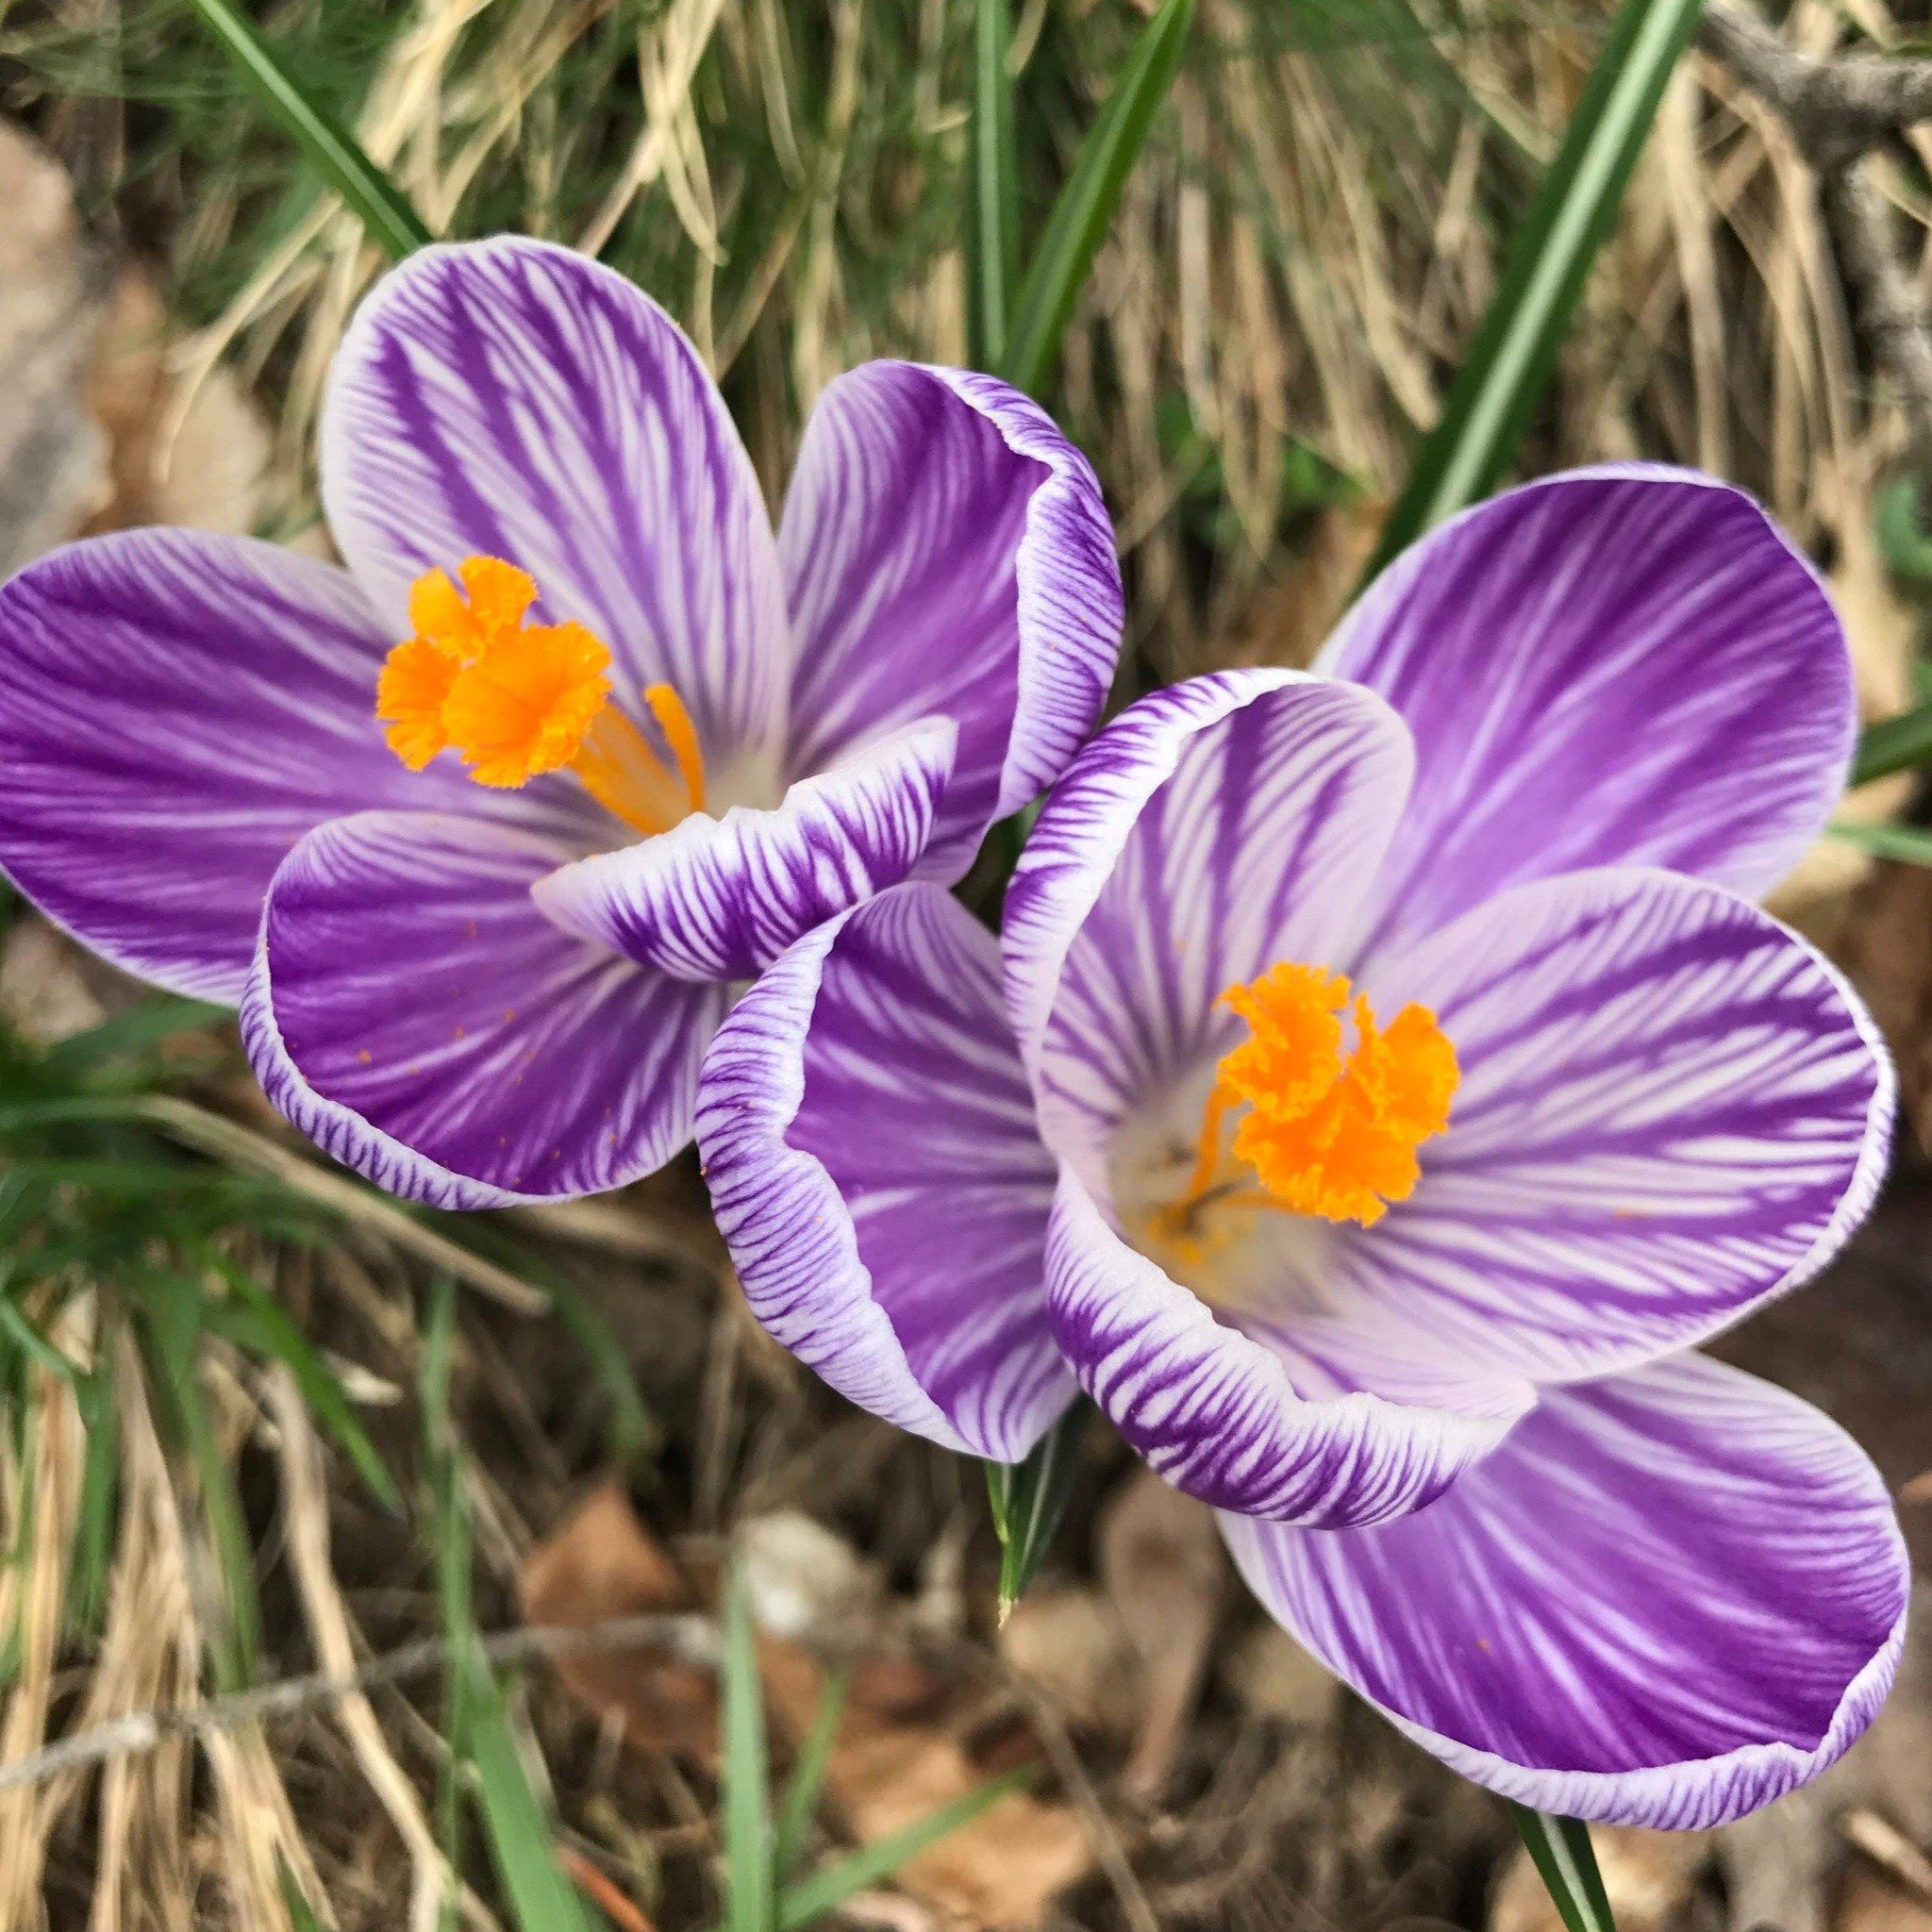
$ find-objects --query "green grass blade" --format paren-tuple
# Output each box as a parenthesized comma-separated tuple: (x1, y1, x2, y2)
(774, 1771, 1030, 1932)
(1360, 0, 1703, 582)
(181, 0, 433, 258)
(64, 1355, 120, 1642)
(42, 996, 226, 1079)
(203, 1258, 400, 1513)
(138, 1273, 260, 1690)
(1508, 1807, 1617, 1932)
(1852, 701, 1932, 787)
(773, 1666, 849, 1881)
(1001, 0, 1195, 397)
(1827, 818, 1932, 865)
(466, 1674, 600, 1932)
(721, 1564, 775, 1932)
(985, 1405, 1082, 1621)
(0, 1299, 80, 1386)
(967, 0, 1022, 370)
(277, 1859, 329, 1932)
(421, 1274, 472, 1928)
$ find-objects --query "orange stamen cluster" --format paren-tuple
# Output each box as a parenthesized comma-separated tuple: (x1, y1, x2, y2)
(375, 557, 706, 836)
(1183, 961, 1457, 1228)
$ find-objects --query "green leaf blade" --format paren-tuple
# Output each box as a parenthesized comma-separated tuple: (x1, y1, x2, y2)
(774, 1771, 1030, 1932)
(182, 0, 433, 259)
(1362, 0, 1703, 582)
(1001, 0, 1195, 398)
(1508, 1807, 1617, 1932)
(1827, 817, 1932, 866)
(774, 1666, 849, 1882)
(985, 1405, 1083, 1621)
(722, 1565, 776, 1932)
(967, 0, 1023, 371)
(1852, 701, 1932, 788)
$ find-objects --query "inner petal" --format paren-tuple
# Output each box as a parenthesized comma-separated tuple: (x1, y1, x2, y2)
(375, 555, 708, 838)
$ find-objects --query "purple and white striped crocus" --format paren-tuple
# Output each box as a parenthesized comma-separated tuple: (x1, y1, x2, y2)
(0, 237, 1123, 1206)
(698, 465, 1910, 1828)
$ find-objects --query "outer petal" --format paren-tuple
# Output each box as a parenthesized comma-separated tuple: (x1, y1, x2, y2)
(1222, 1355, 1910, 1828)
(0, 529, 587, 1004)
(1046, 1172, 1532, 1523)
(1321, 467, 1855, 957)
(534, 718, 956, 983)
(1002, 672, 1414, 1188)
(242, 811, 724, 1208)
(780, 363, 1123, 880)
(322, 238, 790, 773)
(696, 885, 1070, 1460)
(1339, 867, 1893, 1383)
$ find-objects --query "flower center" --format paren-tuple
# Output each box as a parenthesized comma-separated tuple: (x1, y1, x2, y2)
(1153, 960, 1458, 1246)
(375, 556, 707, 836)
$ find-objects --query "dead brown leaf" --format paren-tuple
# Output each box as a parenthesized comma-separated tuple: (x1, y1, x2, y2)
(760, 1641, 1093, 1931)
(1096, 1469, 1224, 1803)
(522, 1486, 1092, 1928)
(518, 1481, 717, 1757)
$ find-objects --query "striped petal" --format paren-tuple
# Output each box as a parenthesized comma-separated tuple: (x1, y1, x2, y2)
(697, 884, 1070, 1460)
(322, 238, 790, 775)
(1003, 672, 1414, 1190)
(1046, 1170, 1532, 1522)
(780, 363, 1123, 881)
(534, 717, 956, 982)
(0, 530, 587, 1004)
(1222, 1354, 1909, 1828)
(243, 811, 722, 1207)
(1322, 468, 1855, 958)
(1341, 867, 1893, 1383)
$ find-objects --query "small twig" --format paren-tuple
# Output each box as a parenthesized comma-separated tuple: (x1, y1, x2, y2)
(0, 1613, 714, 1797)
(1841, 1808, 1932, 1907)
(1821, 163, 1932, 478)
(1700, 2, 1932, 154)
(1702, 1, 1932, 483)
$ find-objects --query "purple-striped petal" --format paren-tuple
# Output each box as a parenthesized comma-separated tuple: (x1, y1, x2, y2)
(780, 363, 1123, 881)
(1046, 1171, 1532, 1522)
(1322, 467, 1855, 958)
(696, 884, 1070, 1460)
(0, 528, 589, 1004)
(322, 238, 790, 774)
(533, 718, 956, 982)
(1222, 1354, 1909, 1828)
(1003, 672, 1414, 1187)
(1338, 867, 1893, 1383)
(242, 810, 723, 1207)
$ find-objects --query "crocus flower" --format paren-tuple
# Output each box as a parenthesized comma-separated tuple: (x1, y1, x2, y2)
(0, 238, 1123, 1205)
(699, 466, 1908, 1828)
